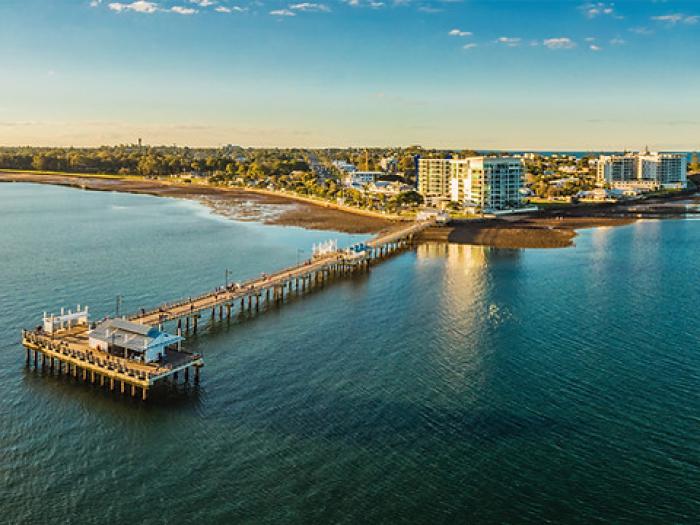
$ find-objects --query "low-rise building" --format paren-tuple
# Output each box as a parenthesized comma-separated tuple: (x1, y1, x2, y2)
(89, 318, 183, 363)
(332, 160, 357, 173)
(342, 171, 383, 187)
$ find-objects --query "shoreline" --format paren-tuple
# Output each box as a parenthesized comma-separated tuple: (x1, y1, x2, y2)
(0, 171, 395, 235)
(2, 171, 698, 249)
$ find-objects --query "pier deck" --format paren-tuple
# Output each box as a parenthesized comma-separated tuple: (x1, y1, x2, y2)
(21, 220, 433, 400)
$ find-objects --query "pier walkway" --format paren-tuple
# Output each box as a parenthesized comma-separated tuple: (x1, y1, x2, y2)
(21, 219, 434, 400)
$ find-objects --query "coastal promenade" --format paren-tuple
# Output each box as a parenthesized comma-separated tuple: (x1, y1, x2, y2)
(21, 220, 433, 400)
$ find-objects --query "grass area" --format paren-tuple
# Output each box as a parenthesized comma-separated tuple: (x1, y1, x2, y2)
(527, 198, 575, 209)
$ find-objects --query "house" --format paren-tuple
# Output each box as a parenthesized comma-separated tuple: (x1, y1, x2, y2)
(88, 318, 183, 363)
(342, 171, 383, 187)
(416, 209, 450, 224)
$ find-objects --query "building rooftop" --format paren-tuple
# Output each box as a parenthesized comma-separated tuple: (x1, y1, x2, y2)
(90, 319, 182, 353)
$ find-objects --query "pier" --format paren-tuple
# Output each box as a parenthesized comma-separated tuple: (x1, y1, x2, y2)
(21, 220, 433, 400)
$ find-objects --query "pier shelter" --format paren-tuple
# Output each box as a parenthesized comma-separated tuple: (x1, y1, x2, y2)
(89, 318, 183, 363)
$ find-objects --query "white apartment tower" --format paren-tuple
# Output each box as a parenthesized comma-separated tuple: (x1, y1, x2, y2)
(597, 155, 637, 184)
(417, 158, 452, 198)
(449, 157, 523, 211)
(597, 151, 687, 189)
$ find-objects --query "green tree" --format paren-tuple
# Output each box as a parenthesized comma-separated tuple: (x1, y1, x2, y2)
(690, 152, 700, 173)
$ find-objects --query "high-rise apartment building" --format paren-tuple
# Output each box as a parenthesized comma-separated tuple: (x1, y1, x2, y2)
(449, 157, 523, 211)
(417, 158, 451, 198)
(418, 156, 523, 211)
(597, 151, 687, 189)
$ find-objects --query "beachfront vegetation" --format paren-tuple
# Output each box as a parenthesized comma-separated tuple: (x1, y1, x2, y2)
(0, 145, 427, 215)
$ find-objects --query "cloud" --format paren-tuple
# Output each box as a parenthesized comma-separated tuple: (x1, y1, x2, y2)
(344, 0, 384, 8)
(629, 26, 654, 35)
(189, 0, 214, 5)
(543, 37, 576, 49)
(651, 14, 699, 25)
(171, 5, 197, 14)
(216, 5, 246, 12)
(108, 1, 159, 13)
(463, 43, 477, 50)
(418, 6, 442, 13)
(582, 2, 617, 18)
(270, 8, 296, 15)
(496, 37, 521, 47)
(610, 37, 625, 45)
(90, 0, 102, 6)
(448, 28, 472, 37)
(290, 3, 331, 12)
(589, 44, 602, 51)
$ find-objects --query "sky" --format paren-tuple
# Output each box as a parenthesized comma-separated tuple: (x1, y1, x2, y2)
(0, 0, 698, 150)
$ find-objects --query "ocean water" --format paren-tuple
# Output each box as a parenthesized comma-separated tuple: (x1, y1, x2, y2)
(0, 183, 698, 524)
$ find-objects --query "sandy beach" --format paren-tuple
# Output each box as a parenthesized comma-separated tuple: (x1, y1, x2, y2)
(2, 171, 698, 249)
(0, 172, 394, 234)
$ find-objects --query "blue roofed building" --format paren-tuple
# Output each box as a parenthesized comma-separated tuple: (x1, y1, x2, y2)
(88, 318, 183, 363)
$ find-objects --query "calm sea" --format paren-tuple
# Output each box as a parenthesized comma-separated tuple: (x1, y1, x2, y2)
(1, 183, 698, 524)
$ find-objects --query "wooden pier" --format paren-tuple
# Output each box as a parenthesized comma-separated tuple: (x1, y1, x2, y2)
(21, 220, 433, 400)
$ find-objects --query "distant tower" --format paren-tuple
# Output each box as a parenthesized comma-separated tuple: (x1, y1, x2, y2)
(138, 138, 142, 149)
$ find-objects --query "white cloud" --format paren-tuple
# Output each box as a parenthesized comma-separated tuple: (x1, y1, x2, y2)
(448, 28, 472, 37)
(629, 26, 654, 35)
(496, 37, 521, 47)
(582, 2, 616, 18)
(270, 8, 296, 16)
(290, 3, 331, 12)
(463, 43, 477, 50)
(190, 0, 215, 6)
(108, 1, 159, 12)
(90, 0, 102, 7)
(651, 14, 699, 25)
(171, 5, 197, 14)
(589, 44, 602, 51)
(543, 37, 576, 49)
(216, 5, 246, 12)
(610, 37, 626, 45)
(344, 0, 383, 8)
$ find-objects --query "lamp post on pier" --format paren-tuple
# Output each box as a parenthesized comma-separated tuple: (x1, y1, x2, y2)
(115, 295, 123, 318)
(225, 268, 232, 290)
